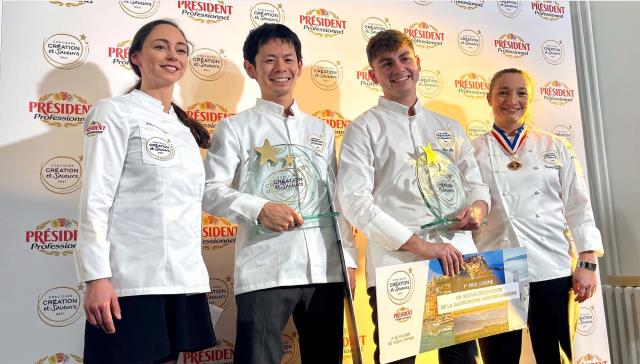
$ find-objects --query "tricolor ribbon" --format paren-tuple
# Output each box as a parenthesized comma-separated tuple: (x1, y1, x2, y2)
(491, 124, 528, 156)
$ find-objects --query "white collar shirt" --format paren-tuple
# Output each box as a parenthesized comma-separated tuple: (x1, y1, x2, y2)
(337, 97, 491, 288)
(75, 89, 210, 296)
(472, 128, 603, 282)
(203, 99, 357, 295)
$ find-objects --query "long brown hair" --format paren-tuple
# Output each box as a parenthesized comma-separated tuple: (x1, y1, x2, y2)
(128, 19, 210, 149)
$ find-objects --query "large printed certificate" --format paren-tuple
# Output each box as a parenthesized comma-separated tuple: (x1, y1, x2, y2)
(375, 248, 529, 363)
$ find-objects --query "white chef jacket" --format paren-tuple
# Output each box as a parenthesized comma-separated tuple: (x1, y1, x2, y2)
(337, 97, 491, 288)
(471, 128, 604, 282)
(202, 99, 358, 295)
(74, 89, 210, 297)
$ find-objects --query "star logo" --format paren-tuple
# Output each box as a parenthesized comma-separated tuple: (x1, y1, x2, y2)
(255, 138, 280, 166)
(422, 143, 439, 163)
(284, 154, 295, 167)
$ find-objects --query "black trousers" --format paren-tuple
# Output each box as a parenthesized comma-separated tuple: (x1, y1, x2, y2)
(478, 276, 573, 364)
(234, 283, 344, 364)
(367, 287, 478, 364)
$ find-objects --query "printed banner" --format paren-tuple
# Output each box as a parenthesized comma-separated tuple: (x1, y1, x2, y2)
(375, 248, 529, 363)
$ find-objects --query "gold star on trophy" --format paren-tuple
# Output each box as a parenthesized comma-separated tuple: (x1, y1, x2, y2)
(255, 138, 280, 166)
(422, 143, 438, 163)
(422, 143, 445, 172)
(284, 154, 295, 167)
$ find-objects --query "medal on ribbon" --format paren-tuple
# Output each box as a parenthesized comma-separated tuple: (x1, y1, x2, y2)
(491, 124, 528, 170)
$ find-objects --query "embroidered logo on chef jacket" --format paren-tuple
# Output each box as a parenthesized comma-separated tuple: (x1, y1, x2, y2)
(434, 128, 455, 150)
(85, 121, 106, 137)
(307, 134, 326, 153)
(540, 150, 562, 169)
(139, 124, 178, 166)
(145, 137, 175, 161)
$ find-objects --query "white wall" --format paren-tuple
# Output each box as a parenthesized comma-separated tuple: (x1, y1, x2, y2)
(585, 2, 640, 277)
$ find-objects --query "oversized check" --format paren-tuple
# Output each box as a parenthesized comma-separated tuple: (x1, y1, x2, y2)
(375, 248, 529, 363)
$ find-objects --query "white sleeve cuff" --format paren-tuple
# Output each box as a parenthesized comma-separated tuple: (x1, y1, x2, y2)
(573, 225, 604, 257)
(229, 193, 270, 222)
(363, 212, 414, 251)
(74, 242, 112, 283)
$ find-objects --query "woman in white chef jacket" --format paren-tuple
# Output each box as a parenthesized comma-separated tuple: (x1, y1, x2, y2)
(472, 68, 604, 364)
(74, 19, 215, 364)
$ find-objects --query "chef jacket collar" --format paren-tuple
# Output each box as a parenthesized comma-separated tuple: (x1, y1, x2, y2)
(131, 89, 177, 117)
(377, 96, 424, 117)
(255, 98, 301, 117)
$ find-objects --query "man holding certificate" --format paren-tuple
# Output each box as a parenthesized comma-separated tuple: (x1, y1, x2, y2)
(336, 30, 490, 364)
(202, 24, 357, 364)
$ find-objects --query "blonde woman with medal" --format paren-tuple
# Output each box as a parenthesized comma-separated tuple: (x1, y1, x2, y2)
(472, 68, 604, 364)
(75, 20, 215, 364)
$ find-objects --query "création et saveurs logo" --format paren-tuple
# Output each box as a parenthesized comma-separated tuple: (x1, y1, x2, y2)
(119, 0, 160, 18)
(189, 48, 228, 81)
(249, 2, 285, 27)
(40, 156, 82, 194)
(37, 284, 84, 327)
(42, 33, 89, 70)
(311, 60, 343, 91)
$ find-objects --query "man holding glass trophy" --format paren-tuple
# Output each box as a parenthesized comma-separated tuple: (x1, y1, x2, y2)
(202, 24, 358, 364)
(336, 30, 490, 364)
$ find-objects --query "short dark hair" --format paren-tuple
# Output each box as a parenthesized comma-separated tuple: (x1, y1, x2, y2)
(242, 23, 302, 66)
(366, 29, 415, 66)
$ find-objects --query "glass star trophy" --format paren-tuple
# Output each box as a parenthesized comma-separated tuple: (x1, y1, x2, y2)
(239, 138, 339, 234)
(416, 144, 468, 230)
(240, 139, 364, 362)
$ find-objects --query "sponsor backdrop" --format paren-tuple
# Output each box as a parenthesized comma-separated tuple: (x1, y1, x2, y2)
(0, 1, 609, 363)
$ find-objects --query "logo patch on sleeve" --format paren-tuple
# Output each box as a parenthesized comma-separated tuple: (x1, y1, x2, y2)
(85, 121, 106, 137)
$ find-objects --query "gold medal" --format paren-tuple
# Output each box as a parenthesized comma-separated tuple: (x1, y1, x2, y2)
(507, 160, 522, 170)
(492, 124, 528, 172)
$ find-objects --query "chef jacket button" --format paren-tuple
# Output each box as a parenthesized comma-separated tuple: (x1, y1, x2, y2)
(534, 191, 540, 195)
(535, 214, 541, 218)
